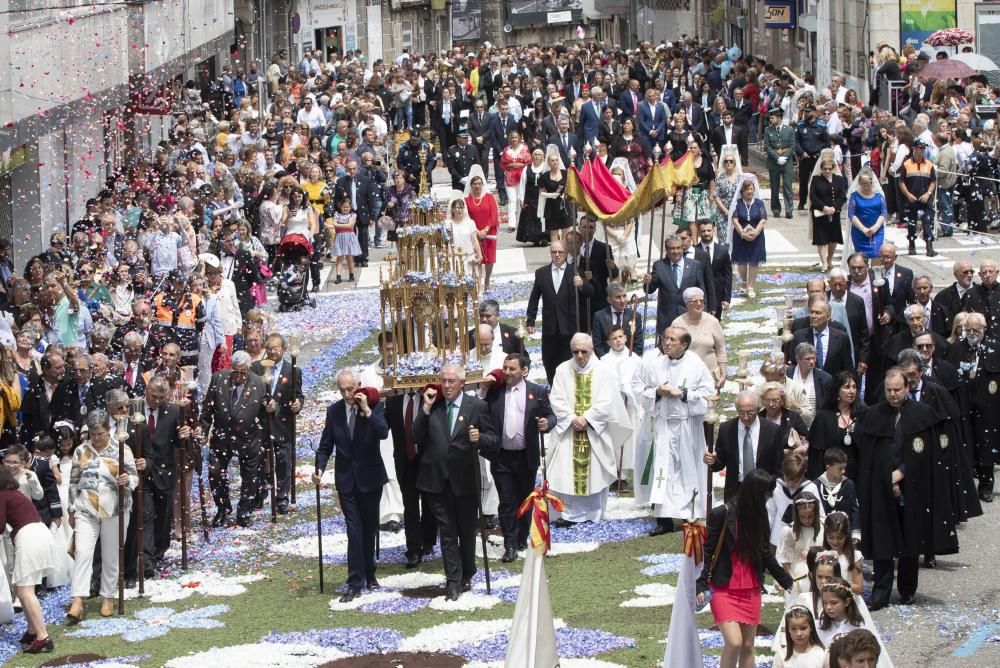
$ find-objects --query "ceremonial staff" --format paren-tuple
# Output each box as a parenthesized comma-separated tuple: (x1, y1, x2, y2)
(470, 417, 492, 594)
(129, 397, 146, 592)
(172, 367, 197, 570)
(643, 145, 663, 334)
(704, 395, 720, 514)
(582, 143, 593, 330)
(260, 359, 278, 524)
(315, 470, 325, 593)
(569, 144, 581, 330)
(115, 415, 129, 615)
(289, 332, 302, 505)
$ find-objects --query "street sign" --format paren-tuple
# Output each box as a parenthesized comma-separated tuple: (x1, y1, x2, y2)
(764, 0, 796, 30)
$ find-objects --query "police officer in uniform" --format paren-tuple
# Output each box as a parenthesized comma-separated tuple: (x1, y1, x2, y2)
(794, 104, 831, 210)
(396, 126, 437, 190)
(764, 108, 795, 219)
(447, 129, 480, 190)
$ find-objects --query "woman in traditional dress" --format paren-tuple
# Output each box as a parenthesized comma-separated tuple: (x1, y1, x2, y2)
(447, 192, 484, 285)
(713, 144, 743, 244)
(680, 135, 716, 230)
(500, 130, 531, 233)
(538, 145, 571, 243)
(517, 148, 548, 246)
(846, 167, 887, 260)
(809, 150, 848, 272)
(464, 165, 499, 291)
(666, 110, 694, 162)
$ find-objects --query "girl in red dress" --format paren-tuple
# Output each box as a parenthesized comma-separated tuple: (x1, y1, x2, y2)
(697, 469, 794, 668)
(464, 165, 499, 291)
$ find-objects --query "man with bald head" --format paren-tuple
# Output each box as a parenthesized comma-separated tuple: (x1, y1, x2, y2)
(934, 260, 974, 331)
(961, 260, 1000, 336)
(704, 391, 783, 501)
(546, 333, 632, 526)
(792, 300, 854, 377)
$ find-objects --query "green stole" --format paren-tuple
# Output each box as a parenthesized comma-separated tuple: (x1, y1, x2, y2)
(573, 371, 593, 496)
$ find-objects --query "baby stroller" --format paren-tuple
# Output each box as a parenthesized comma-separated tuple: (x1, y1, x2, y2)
(275, 233, 317, 312)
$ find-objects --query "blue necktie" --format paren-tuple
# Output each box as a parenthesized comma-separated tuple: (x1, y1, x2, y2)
(447, 402, 457, 434)
(673, 262, 681, 286)
(814, 331, 825, 368)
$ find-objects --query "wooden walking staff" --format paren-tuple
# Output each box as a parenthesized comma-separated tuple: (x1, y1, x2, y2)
(259, 359, 278, 523)
(643, 145, 664, 334)
(569, 144, 581, 330)
(171, 367, 197, 570)
(128, 398, 147, 594)
(470, 418, 492, 594)
(315, 469, 325, 593)
(115, 416, 130, 614)
(288, 332, 303, 506)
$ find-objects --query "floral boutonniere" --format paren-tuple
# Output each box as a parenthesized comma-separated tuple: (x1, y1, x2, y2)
(528, 393, 535, 401)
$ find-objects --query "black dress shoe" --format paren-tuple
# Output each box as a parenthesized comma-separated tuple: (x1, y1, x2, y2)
(367, 579, 381, 590)
(143, 563, 156, 579)
(236, 514, 252, 528)
(552, 518, 576, 529)
(461, 578, 472, 592)
(517, 541, 528, 552)
(866, 598, 889, 611)
(124, 577, 137, 589)
(648, 521, 675, 537)
(339, 588, 362, 603)
(380, 520, 401, 532)
(785, 212, 793, 219)
(421, 546, 435, 557)
(405, 553, 422, 568)
(445, 585, 461, 601)
(922, 556, 937, 569)
(899, 595, 916, 605)
(501, 547, 517, 563)
(980, 490, 994, 503)
(211, 508, 231, 527)
(276, 501, 291, 515)
(484, 515, 498, 530)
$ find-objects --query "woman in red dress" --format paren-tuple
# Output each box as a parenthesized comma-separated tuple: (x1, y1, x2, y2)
(697, 468, 793, 668)
(500, 130, 531, 233)
(464, 164, 499, 291)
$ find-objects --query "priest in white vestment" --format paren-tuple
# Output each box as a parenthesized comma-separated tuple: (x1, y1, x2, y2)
(635, 326, 715, 534)
(547, 333, 632, 525)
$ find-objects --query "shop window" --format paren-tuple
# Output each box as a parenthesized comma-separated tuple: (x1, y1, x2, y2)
(401, 20, 413, 51)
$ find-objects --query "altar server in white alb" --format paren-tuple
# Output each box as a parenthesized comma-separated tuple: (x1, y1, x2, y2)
(546, 333, 632, 526)
(634, 326, 715, 534)
(597, 325, 644, 486)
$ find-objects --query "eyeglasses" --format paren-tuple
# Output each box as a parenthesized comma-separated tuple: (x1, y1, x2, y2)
(723, 160, 734, 164)
(736, 409, 757, 416)
(915, 343, 934, 350)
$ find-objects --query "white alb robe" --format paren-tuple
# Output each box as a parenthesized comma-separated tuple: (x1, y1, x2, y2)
(600, 348, 643, 474)
(634, 351, 715, 520)
(359, 364, 404, 523)
(547, 357, 632, 522)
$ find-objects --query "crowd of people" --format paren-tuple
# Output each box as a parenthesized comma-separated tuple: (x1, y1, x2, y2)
(0, 34, 998, 665)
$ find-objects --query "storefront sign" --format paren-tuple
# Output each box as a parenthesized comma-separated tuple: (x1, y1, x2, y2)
(312, 0, 347, 29)
(763, 0, 795, 30)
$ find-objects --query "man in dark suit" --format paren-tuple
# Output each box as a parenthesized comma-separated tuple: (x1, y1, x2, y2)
(447, 131, 480, 191)
(933, 260, 974, 333)
(468, 100, 492, 173)
(678, 226, 718, 314)
(20, 351, 73, 443)
(136, 376, 188, 575)
(787, 342, 835, 412)
(433, 88, 460, 158)
(252, 333, 303, 514)
(526, 241, 592, 383)
(792, 301, 854, 377)
(828, 270, 871, 373)
(120, 331, 150, 398)
(680, 91, 707, 136)
(577, 88, 603, 146)
(643, 235, 707, 337)
(564, 72, 586, 106)
(637, 88, 668, 154)
(201, 351, 268, 527)
(64, 352, 104, 425)
(911, 275, 952, 338)
(471, 299, 525, 355)
(412, 364, 499, 600)
(709, 109, 749, 165)
(577, 215, 618, 318)
(697, 220, 733, 318)
(109, 299, 156, 367)
(619, 79, 643, 118)
(592, 282, 644, 357)
(549, 115, 582, 169)
(482, 354, 555, 562)
(703, 391, 784, 501)
(876, 243, 915, 332)
(488, 100, 517, 204)
(314, 369, 389, 601)
(380, 334, 438, 568)
(883, 304, 950, 365)
(335, 159, 380, 268)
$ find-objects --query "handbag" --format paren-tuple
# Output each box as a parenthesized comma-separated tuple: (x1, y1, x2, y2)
(705, 505, 729, 585)
(379, 215, 396, 231)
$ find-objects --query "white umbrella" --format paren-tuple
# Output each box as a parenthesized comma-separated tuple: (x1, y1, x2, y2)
(952, 52, 1000, 72)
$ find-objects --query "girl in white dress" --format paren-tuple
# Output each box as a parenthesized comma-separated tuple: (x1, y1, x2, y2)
(816, 577, 864, 648)
(773, 605, 826, 668)
(447, 192, 483, 284)
(824, 511, 863, 595)
(778, 492, 824, 595)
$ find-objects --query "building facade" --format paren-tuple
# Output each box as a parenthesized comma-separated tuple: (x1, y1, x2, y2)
(1, 0, 235, 270)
